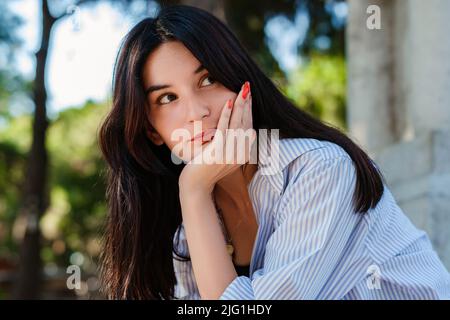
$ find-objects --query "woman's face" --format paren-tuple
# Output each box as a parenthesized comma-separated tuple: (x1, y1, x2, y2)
(142, 41, 237, 162)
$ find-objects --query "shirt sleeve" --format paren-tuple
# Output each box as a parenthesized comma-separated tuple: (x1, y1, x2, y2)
(172, 224, 201, 300)
(219, 155, 361, 300)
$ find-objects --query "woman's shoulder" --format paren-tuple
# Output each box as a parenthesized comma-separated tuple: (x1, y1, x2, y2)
(256, 137, 353, 195)
(278, 137, 351, 165)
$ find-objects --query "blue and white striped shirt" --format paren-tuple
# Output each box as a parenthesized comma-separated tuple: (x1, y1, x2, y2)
(172, 138, 450, 300)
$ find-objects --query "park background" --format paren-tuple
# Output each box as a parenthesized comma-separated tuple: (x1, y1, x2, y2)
(1, 0, 449, 299)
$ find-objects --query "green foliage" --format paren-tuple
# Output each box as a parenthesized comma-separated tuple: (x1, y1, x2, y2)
(44, 101, 109, 266)
(0, 116, 30, 256)
(0, 1, 25, 122)
(285, 54, 347, 130)
(0, 101, 108, 269)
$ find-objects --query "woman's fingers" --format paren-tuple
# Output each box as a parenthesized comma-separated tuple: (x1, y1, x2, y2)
(202, 82, 254, 165)
(239, 85, 254, 165)
(227, 82, 253, 165)
(216, 98, 233, 134)
(213, 98, 233, 161)
(229, 81, 250, 129)
(241, 91, 253, 129)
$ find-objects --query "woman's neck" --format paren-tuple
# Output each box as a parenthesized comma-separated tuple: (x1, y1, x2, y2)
(215, 164, 258, 199)
(214, 164, 259, 266)
(213, 163, 258, 220)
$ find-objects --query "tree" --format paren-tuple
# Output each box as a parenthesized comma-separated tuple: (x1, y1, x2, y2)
(12, 0, 56, 299)
(12, 0, 113, 300)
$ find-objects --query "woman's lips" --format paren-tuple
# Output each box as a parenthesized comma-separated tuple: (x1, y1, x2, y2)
(191, 128, 217, 143)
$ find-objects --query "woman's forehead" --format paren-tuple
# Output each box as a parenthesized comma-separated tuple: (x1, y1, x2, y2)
(142, 41, 202, 87)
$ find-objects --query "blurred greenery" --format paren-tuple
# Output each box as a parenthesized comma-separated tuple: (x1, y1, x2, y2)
(0, 100, 108, 258)
(44, 101, 108, 266)
(0, 0, 27, 261)
(286, 54, 346, 129)
(0, 1, 26, 120)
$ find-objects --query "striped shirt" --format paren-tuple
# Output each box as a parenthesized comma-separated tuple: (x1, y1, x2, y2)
(172, 137, 450, 300)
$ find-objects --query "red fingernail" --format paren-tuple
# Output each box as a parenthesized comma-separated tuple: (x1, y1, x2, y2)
(227, 99, 233, 109)
(242, 81, 250, 100)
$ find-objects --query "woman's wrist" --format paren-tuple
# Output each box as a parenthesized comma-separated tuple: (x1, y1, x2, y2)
(179, 181, 214, 206)
(179, 172, 215, 195)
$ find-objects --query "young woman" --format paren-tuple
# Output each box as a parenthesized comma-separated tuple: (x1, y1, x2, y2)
(98, 5, 450, 300)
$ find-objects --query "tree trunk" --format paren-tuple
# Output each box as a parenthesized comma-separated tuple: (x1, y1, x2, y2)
(12, 0, 55, 299)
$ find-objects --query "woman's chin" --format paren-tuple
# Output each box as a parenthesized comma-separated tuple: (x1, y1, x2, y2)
(171, 146, 204, 164)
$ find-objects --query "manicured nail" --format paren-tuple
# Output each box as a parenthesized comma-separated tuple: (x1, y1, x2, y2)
(242, 81, 250, 100)
(227, 99, 233, 109)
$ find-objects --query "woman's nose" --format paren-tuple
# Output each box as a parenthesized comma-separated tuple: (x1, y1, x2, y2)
(185, 99, 210, 123)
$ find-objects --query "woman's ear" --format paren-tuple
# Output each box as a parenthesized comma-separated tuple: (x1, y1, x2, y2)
(146, 125, 164, 146)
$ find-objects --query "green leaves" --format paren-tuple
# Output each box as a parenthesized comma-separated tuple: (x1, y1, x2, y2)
(286, 54, 346, 130)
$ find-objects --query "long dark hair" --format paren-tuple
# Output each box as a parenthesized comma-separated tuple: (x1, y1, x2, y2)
(98, 4, 384, 300)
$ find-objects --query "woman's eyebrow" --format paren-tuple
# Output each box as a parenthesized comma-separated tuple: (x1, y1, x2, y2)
(144, 64, 206, 95)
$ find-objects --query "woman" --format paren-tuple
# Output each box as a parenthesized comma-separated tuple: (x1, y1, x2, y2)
(98, 5, 450, 300)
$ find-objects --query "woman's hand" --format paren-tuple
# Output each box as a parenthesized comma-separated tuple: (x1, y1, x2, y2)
(178, 81, 256, 196)
(177, 82, 254, 299)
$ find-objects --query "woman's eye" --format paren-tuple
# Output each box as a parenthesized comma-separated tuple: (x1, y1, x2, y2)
(156, 76, 215, 106)
(201, 75, 216, 86)
(158, 93, 176, 105)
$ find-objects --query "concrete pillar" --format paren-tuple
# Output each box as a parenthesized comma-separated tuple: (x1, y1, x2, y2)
(347, 0, 450, 267)
(347, 0, 398, 154)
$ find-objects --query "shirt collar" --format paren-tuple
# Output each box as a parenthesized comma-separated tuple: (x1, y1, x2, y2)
(255, 137, 328, 195)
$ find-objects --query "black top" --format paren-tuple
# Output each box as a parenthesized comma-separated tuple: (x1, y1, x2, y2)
(234, 263, 250, 277)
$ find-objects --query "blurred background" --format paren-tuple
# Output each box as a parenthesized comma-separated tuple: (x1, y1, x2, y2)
(0, 0, 449, 299)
